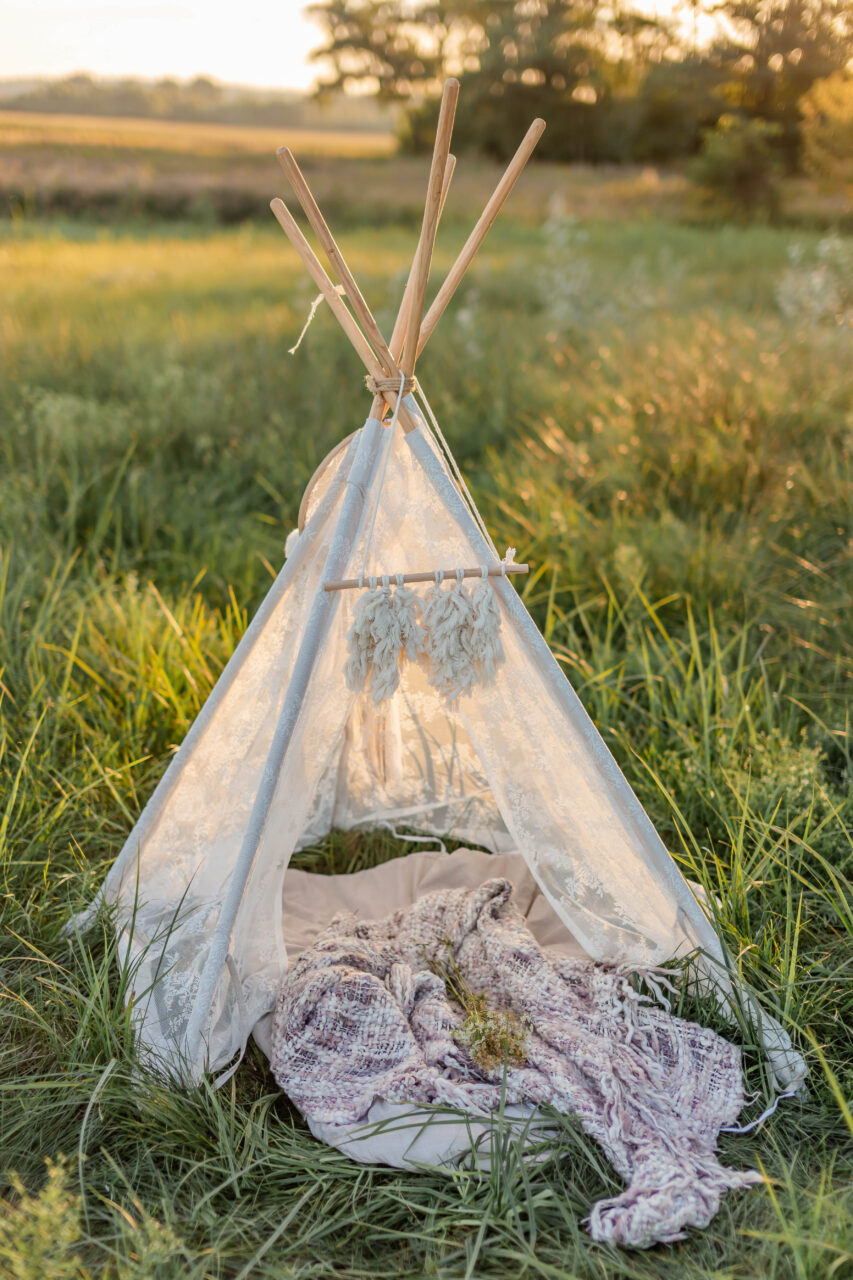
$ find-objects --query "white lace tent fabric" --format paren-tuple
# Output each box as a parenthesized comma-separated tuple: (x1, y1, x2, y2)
(69, 80, 804, 1107)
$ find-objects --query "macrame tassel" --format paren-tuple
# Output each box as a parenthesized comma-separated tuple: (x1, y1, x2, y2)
(421, 579, 477, 704)
(468, 577, 504, 685)
(393, 584, 424, 663)
(345, 584, 423, 705)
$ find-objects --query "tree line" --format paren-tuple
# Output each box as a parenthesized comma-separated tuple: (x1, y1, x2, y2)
(1, 74, 391, 134)
(307, 0, 853, 167)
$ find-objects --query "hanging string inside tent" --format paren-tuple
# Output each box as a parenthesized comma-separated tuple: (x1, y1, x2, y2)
(414, 382, 501, 561)
(288, 285, 346, 355)
(376, 821, 448, 855)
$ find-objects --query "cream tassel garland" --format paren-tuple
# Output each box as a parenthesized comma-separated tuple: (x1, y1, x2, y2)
(345, 581, 423, 704)
(421, 575, 477, 704)
(468, 573, 504, 685)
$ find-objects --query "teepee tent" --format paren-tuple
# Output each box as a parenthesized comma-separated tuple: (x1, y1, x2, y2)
(74, 80, 802, 1096)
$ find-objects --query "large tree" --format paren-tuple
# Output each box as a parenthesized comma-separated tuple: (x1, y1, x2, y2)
(709, 0, 853, 163)
(308, 0, 853, 163)
(307, 0, 677, 160)
(307, 0, 460, 99)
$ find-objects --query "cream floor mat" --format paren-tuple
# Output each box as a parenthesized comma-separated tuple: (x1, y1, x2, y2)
(280, 845, 586, 965)
(253, 846, 587, 1171)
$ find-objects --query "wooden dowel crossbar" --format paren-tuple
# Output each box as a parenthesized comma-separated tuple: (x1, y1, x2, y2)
(417, 117, 546, 357)
(324, 564, 529, 592)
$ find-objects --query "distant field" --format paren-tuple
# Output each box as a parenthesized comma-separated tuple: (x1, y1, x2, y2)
(0, 107, 695, 227)
(0, 108, 847, 231)
(0, 108, 397, 157)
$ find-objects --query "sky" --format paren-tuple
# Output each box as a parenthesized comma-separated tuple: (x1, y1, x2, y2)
(1, 0, 712, 91)
(1, 0, 325, 90)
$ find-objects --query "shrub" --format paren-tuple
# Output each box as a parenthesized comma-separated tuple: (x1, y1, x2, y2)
(800, 72, 853, 192)
(776, 233, 853, 327)
(689, 114, 782, 219)
(0, 1159, 85, 1280)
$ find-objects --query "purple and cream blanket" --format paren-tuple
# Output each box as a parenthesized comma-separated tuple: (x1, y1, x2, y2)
(270, 878, 759, 1248)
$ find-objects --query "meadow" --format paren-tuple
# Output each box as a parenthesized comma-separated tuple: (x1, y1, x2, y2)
(4, 105, 848, 231)
(1, 132, 852, 1277)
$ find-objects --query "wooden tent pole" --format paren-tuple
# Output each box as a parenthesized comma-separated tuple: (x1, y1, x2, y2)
(270, 197, 420, 433)
(183, 417, 386, 1074)
(390, 155, 456, 362)
(402, 78, 460, 381)
(271, 197, 379, 372)
(370, 152, 455, 421)
(276, 146, 397, 376)
(417, 117, 546, 357)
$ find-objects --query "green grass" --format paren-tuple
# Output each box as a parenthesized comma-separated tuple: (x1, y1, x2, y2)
(1, 212, 852, 1277)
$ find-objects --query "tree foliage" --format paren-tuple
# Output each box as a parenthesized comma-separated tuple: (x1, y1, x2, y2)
(708, 0, 853, 166)
(800, 72, 853, 188)
(308, 0, 853, 163)
(689, 112, 782, 216)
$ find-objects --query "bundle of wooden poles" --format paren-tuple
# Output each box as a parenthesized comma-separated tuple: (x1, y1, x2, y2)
(270, 78, 545, 590)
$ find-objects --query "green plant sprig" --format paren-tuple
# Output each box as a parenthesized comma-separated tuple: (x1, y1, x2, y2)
(427, 940, 531, 1075)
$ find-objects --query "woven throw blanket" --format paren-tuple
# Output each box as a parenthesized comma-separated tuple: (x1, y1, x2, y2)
(270, 878, 760, 1248)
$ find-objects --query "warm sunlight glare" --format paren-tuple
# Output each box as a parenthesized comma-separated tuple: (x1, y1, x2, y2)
(1, 0, 324, 89)
(2, 0, 723, 90)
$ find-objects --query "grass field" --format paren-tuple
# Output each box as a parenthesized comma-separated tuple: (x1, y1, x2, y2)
(4, 107, 850, 231)
(0, 109, 397, 157)
(0, 113, 687, 228)
(1, 197, 852, 1278)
